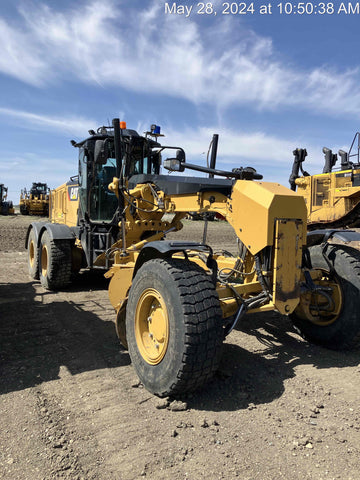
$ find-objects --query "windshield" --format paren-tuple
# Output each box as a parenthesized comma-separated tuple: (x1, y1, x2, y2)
(31, 184, 47, 196)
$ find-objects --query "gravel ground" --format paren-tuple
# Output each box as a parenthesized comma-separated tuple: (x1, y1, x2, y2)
(1, 214, 360, 480)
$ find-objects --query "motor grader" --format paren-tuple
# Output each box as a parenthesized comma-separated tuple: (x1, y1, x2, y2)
(289, 132, 360, 230)
(26, 119, 360, 397)
(0, 184, 14, 215)
(20, 182, 49, 216)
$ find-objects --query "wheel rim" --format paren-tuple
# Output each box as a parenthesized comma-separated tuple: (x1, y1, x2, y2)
(41, 244, 48, 277)
(29, 240, 35, 268)
(295, 271, 343, 326)
(135, 288, 169, 365)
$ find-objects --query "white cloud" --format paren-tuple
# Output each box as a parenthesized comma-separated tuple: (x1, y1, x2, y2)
(0, 107, 99, 137)
(163, 125, 324, 185)
(0, 107, 301, 166)
(165, 126, 294, 162)
(0, 113, 328, 202)
(0, 18, 47, 85)
(0, 1, 360, 117)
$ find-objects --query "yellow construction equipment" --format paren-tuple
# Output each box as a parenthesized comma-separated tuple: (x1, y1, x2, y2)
(20, 182, 49, 216)
(26, 119, 360, 397)
(0, 184, 14, 215)
(289, 132, 360, 230)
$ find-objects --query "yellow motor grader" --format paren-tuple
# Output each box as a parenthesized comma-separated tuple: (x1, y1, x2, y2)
(0, 184, 14, 215)
(20, 182, 49, 216)
(26, 119, 360, 397)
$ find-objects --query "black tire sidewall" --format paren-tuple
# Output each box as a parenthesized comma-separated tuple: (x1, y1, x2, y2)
(39, 231, 52, 289)
(126, 261, 187, 396)
(292, 245, 360, 349)
(27, 229, 39, 280)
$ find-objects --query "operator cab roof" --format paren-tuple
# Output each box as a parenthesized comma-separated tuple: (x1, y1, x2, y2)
(73, 128, 141, 148)
(71, 128, 163, 149)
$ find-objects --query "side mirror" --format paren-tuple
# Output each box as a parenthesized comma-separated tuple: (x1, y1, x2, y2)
(94, 139, 109, 165)
(163, 149, 185, 172)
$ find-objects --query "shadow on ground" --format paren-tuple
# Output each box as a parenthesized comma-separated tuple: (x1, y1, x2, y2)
(0, 278, 130, 395)
(1, 278, 359, 411)
(185, 311, 360, 412)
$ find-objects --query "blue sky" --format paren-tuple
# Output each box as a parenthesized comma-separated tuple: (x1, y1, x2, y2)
(1, 0, 360, 202)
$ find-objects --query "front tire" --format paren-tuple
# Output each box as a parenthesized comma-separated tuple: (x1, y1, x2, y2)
(126, 258, 223, 397)
(291, 245, 360, 350)
(39, 231, 72, 290)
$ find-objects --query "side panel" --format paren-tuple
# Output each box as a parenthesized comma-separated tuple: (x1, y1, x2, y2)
(227, 181, 307, 255)
(273, 219, 303, 314)
(50, 182, 79, 227)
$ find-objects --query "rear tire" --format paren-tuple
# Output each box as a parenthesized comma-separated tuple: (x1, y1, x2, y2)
(39, 231, 72, 290)
(291, 245, 360, 350)
(126, 258, 223, 397)
(27, 229, 39, 280)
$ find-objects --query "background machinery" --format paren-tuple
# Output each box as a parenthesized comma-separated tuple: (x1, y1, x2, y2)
(20, 182, 50, 216)
(0, 184, 14, 215)
(289, 132, 360, 230)
(26, 119, 360, 397)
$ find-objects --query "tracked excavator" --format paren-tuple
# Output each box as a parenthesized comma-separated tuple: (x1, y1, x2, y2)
(26, 119, 360, 397)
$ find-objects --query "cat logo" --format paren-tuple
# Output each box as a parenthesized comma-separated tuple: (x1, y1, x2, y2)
(68, 186, 79, 201)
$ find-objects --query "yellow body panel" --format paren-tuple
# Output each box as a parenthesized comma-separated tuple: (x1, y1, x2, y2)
(272, 219, 303, 314)
(107, 264, 135, 311)
(226, 181, 307, 255)
(49, 182, 79, 227)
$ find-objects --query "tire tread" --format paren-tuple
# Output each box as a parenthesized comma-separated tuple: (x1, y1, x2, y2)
(127, 258, 223, 397)
(40, 232, 71, 290)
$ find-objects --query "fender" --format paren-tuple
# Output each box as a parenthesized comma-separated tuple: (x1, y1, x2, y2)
(307, 229, 360, 247)
(25, 222, 77, 249)
(133, 240, 212, 278)
(25, 222, 47, 249)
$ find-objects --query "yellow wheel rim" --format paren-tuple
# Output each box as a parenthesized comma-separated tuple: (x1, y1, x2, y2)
(135, 288, 169, 365)
(295, 270, 343, 326)
(29, 240, 35, 268)
(41, 244, 48, 277)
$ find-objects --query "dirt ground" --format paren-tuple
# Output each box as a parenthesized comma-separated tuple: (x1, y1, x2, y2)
(1, 214, 360, 480)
